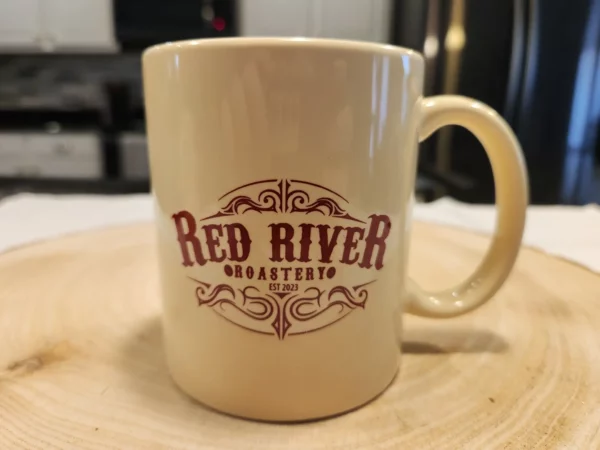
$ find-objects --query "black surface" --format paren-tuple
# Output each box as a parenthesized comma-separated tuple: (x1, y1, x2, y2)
(114, 0, 238, 50)
(447, 1, 514, 203)
(391, 0, 600, 204)
(513, 0, 600, 204)
(389, 0, 429, 50)
(0, 110, 104, 131)
(0, 177, 150, 195)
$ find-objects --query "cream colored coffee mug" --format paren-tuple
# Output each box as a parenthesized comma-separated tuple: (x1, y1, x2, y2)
(143, 37, 528, 422)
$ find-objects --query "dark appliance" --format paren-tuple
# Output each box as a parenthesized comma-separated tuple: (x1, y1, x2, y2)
(391, 0, 600, 204)
(114, 0, 238, 50)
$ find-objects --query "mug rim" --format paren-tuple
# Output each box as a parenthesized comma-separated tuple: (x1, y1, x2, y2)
(142, 36, 424, 63)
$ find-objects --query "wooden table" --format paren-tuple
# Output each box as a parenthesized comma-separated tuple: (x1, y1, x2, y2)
(1, 223, 599, 449)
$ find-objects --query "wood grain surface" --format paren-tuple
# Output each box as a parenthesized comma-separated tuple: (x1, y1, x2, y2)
(0, 223, 599, 449)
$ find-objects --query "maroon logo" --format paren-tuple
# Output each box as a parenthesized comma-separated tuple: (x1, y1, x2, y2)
(171, 179, 391, 339)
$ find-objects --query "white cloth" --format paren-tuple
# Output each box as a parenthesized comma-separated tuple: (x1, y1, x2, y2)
(1, 193, 599, 273)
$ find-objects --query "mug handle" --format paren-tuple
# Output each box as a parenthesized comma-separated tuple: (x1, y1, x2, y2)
(407, 95, 528, 318)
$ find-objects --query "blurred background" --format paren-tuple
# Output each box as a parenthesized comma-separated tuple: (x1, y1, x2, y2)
(0, 0, 598, 204)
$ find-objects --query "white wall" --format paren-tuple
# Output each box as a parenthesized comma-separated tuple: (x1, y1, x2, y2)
(239, 0, 392, 43)
(0, 0, 116, 52)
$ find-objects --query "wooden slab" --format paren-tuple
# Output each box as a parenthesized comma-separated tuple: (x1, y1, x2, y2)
(0, 222, 599, 449)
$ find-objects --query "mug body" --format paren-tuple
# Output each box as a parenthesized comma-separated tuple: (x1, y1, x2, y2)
(143, 37, 425, 421)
